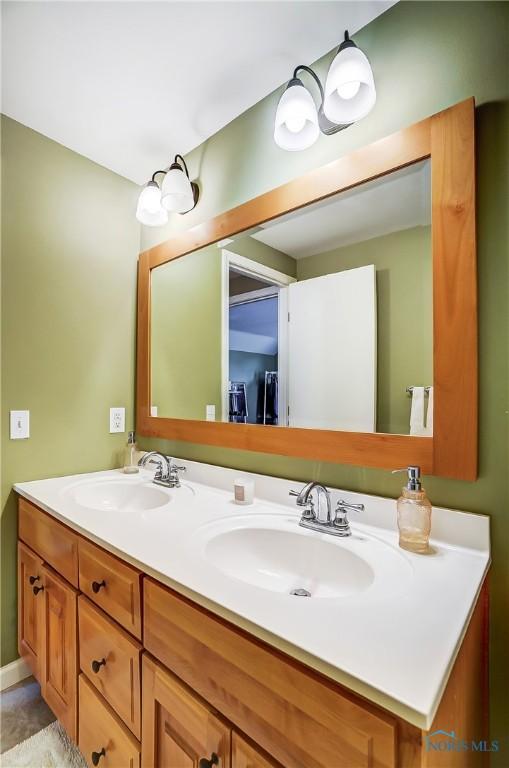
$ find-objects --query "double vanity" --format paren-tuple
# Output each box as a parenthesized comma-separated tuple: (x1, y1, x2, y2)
(16, 458, 489, 768)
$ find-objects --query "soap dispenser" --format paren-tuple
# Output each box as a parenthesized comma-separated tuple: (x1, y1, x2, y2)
(392, 466, 432, 554)
(123, 431, 139, 474)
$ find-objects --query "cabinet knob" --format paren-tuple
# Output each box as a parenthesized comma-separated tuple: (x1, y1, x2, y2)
(91, 658, 106, 674)
(29, 575, 40, 585)
(199, 753, 219, 768)
(33, 585, 44, 595)
(92, 579, 106, 594)
(91, 748, 106, 766)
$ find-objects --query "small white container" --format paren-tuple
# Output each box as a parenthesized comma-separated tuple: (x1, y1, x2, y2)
(233, 478, 254, 505)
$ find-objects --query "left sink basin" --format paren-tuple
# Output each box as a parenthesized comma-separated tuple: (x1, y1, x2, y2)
(63, 479, 171, 512)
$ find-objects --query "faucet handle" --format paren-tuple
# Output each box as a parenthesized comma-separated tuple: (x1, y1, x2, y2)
(289, 490, 300, 498)
(336, 500, 364, 513)
(333, 500, 364, 535)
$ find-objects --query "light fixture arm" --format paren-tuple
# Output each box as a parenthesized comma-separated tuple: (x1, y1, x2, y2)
(293, 65, 324, 103)
(174, 154, 190, 178)
(150, 169, 168, 184)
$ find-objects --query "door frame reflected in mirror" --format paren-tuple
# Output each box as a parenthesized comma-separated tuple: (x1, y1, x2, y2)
(222, 251, 295, 426)
(137, 98, 477, 480)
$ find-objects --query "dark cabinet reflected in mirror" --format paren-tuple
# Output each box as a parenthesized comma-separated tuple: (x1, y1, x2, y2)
(151, 159, 432, 436)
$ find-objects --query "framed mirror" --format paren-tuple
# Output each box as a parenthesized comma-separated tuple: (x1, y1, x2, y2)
(137, 99, 476, 480)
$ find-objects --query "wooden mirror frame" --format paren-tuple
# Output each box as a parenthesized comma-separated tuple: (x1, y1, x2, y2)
(137, 98, 476, 480)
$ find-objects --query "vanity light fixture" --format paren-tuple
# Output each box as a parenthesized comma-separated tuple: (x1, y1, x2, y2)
(274, 30, 376, 151)
(136, 154, 199, 226)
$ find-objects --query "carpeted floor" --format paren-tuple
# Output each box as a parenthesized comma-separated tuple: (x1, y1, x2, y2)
(0, 678, 55, 755)
(0, 721, 87, 768)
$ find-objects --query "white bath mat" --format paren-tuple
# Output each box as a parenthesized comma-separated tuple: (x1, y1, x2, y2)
(1, 721, 87, 768)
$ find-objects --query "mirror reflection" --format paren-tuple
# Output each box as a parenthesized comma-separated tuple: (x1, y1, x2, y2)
(151, 160, 432, 435)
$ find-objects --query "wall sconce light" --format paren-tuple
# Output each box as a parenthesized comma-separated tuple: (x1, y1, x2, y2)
(136, 154, 199, 226)
(274, 30, 376, 151)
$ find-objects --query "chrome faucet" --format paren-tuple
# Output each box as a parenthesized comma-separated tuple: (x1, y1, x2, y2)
(289, 482, 364, 537)
(138, 452, 186, 488)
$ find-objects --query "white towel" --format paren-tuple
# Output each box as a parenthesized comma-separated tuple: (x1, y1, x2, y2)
(423, 386, 434, 436)
(410, 387, 426, 435)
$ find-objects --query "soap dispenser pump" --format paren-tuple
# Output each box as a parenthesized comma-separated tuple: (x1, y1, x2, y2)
(392, 466, 432, 554)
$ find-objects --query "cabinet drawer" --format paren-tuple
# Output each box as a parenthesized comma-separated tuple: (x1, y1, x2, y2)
(18, 498, 78, 587)
(144, 578, 397, 768)
(79, 674, 140, 768)
(79, 538, 142, 639)
(79, 596, 142, 738)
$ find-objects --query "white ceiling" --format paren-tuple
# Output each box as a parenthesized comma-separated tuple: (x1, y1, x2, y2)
(251, 160, 431, 258)
(1, 1, 395, 184)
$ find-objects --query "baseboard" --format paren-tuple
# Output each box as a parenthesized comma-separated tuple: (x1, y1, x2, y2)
(0, 657, 31, 692)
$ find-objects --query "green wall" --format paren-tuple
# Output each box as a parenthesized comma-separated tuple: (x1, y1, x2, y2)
(230, 233, 296, 277)
(299, 225, 432, 433)
(140, 2, 509, 752)
(151, 246, 222, 420)
(0, 116, 140, 664)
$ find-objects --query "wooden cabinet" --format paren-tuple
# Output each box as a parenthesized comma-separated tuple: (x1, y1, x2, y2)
(17, 541, 44, 680)
(17, 495, 489, 768)
(144, 578, 397, 768)
(142, 654, 231, 768)
(232, 733, 281, 768)
(79, 674, 140, 768)
(78, 595, 142, 738)
(79, 538, 142, 639)
(38, 564, 78, 741)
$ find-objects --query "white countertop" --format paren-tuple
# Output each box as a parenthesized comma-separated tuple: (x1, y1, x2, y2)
(15, 460, 490, 729)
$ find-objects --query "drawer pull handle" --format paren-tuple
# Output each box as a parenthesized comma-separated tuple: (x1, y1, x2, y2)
(92, 580, 106, 594)
(91, 748, 106, 766)
(33, 585, 44, 595)
(29, 575, 40, 585)
(91, 658, 106, 674)
(199, 753, 219, 768)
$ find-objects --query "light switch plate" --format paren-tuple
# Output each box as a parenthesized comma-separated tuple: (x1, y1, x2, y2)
(10, 410, 30, 439)
(109, 407, 125, 433)
(206, 404, 216, 421)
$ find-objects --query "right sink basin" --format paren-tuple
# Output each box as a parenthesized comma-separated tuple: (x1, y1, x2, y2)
(198, 512, 412, 600)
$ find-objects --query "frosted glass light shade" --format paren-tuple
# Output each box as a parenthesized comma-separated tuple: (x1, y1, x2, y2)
(274, 80, 319, 151)
(323, 45, 376, 124)
(136, 181, 168, 226)
(161, 166, 195, 213)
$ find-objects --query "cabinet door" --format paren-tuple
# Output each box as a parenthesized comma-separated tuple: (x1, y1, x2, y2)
(40, 564, 78, 741)
(18, 541, 44, 681)
(232, 733, 280, 768)
(142, 654, 230, 768)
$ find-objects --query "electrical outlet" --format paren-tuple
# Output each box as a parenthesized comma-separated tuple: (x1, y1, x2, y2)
(206, 404, 216, 421)
(10, 410, 30, 439)
(109, 407, 125, 433)
(150, 405, 158, 417)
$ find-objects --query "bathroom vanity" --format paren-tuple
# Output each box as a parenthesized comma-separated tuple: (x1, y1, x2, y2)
(16, 463, 489, 768)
